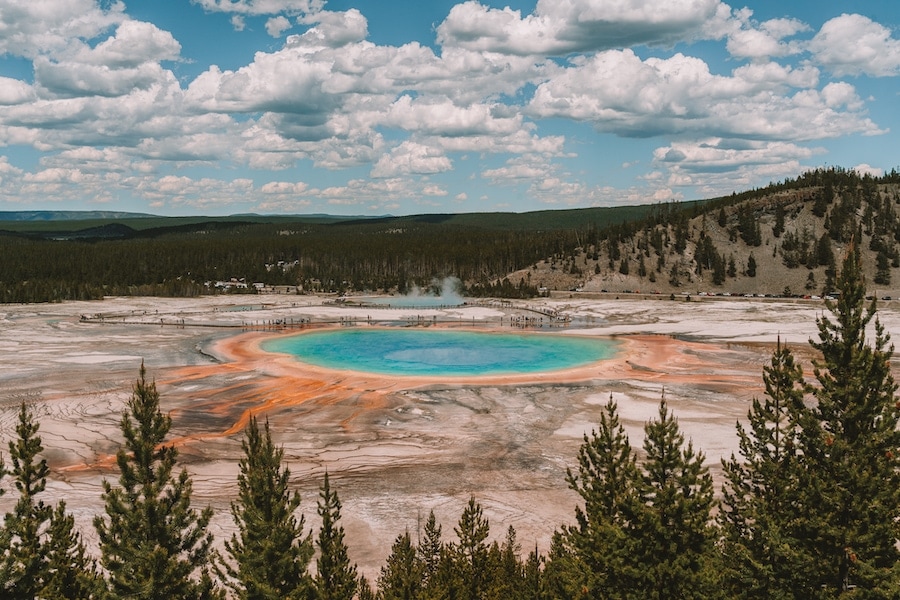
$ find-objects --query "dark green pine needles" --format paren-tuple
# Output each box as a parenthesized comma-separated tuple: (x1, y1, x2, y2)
(219, 414, 314, 600)
(94, 363, 221, 600)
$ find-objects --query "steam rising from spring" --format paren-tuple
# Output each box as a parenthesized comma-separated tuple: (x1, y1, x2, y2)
(405, 277, 463, 304)
(369, 277, 464, 308)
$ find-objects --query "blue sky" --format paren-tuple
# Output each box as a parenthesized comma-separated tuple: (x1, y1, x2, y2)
(0, 0, 898, 216)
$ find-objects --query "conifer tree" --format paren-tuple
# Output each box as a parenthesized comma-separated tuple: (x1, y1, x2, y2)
(485, 525, 525, 599)
(357, 576, 375, 600)
(720, 340, 820, 597)
(541, 532, 588, 600)
(627, 399, 718, 599)
(559, 396, 638, 595)
(452, 497, 491, 600)
(0, 402, 52, 598)
(421, 546, 463, 600)
(376, 531, 423, 600)
(522, 543, 545, 600)
(0, 451, 6, 586)
(723, 244, 900, 595)
(417, 510, 442, 587)
(315, 472, 358, 600)
(418, 510, 460, 600)
(94, 363, 221, 600)
(40, 501, 101, 600)
(220, 415, 314, 600)
(0, 402, 98, 599)
(747, 253, 757, 277)
(801, 243, 900, 593)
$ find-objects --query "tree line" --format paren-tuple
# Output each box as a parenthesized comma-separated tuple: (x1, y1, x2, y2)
(2, 245, 899, 598)
(4, 168, 900, 304)
(0, 219, 573, 303)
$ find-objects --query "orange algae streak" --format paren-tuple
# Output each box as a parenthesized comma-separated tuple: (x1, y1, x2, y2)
(63, 330, 764, 473)
(161, 331, 403, 439)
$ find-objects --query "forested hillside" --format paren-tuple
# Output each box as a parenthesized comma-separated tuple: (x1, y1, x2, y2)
(2, 167, 899, 303)
(0, 205, 653, 303)
(516, 167, 900, 297)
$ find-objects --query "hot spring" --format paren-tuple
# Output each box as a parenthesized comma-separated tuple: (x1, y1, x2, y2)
(358, 296, 465, 308)
(262, 328, 620, 377)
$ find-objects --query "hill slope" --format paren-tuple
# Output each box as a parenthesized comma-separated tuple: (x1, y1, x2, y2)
(506, 168, 900, 298)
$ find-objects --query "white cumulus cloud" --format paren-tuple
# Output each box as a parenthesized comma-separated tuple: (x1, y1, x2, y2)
(293, 9, 368, 47)
(383, 96, 525, 137)
(0, 77, 35, 105)
(191, 0, 325, 16)
(82, 20, 181, 67)
(0, 0, 125, 59)
(852, 163, 883, 177)
(260, 180, 308, 194)
(437, 0, 725, 56)
(266, 16, 292, 37)
(726, 16, 808, 60)
(809, 13, 900, 77)
(528, 49, 880, 141)
(371, 141, 452, 178)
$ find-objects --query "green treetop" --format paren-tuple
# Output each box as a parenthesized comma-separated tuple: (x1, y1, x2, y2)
(554, 396, 639, 596)
(94, 363, 221, 600)
(803, 243, 900, 594)
(0, 402, 98, 599)
(376, 531, 423, 600)
(315, 472, 358, 600)
(628, 399, 718, 599)
(220, 414, 314, 600)
(720, 340, 819, 597)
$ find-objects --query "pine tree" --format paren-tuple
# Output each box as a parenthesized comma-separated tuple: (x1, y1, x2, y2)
(805, 271, 816, 291)
(773, 203, 786, 238)
(421, 546, 463, 600)
(417, 510, 443, 587)
(522, 543, 545, 600)
(747, 253, 757, 277)
(0, 402, 52, 598)
(0, 402, 98, 599)
(357, 576, 375, 600)
(377, 531, 423, 600)
(315, 472, 358, 600)
(559, 395, 638, 596)
(720, 340, 820, 597)
(802, 243, 900, 593)
(628, 399, 718, 599)
(418, 509, 458, 600)
(453, 497, 491, 600)
(874, 249, 891, 285)
(485, 525, 525, 598)
(817, 233, 835, 269)
(94, 363, 221, 600)
(40, 501, 101, 600)
(220, 415, 314, 600)
(0, 451, 7, 589)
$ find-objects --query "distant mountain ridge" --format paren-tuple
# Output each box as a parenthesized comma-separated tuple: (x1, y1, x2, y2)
(0, 210, 156, 221)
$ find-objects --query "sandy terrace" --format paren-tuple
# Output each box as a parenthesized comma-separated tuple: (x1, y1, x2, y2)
(1, 294, 898, 579)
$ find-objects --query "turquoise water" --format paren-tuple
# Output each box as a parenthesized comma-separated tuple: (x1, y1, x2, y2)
(262, 328, 619, 377)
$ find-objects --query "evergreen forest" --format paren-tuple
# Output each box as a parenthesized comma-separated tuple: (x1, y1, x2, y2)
(1, 236, 899, 598)
(4, 167, 900, 304)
